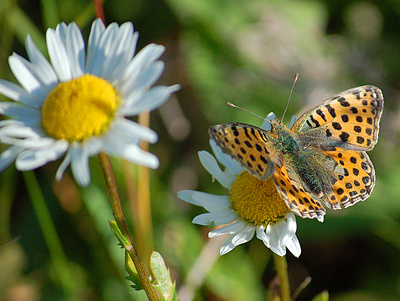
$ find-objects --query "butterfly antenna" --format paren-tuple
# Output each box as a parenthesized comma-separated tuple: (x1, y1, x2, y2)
(227, 102, 267, 121)
(281, 73, 299, 122)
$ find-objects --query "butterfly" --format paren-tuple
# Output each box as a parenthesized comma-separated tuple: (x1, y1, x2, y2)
(209, 86, 383, 219)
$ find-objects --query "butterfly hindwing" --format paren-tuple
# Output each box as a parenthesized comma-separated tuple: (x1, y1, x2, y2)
(326, 148, 375, 208)
(272, 164, 326, 219)
(292, 85, 383, 151)
(209, 123, 276, 180)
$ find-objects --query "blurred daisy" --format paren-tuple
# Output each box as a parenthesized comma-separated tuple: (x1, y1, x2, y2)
(0, 19, 179, 186)
(178, 113, 302, 257)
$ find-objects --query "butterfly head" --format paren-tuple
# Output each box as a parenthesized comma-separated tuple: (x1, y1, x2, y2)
(268, 117, 290, 135)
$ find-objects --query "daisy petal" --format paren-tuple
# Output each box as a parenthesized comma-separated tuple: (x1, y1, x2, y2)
(122, 85, 180, 116)
(285, 235, 301, 257)
(277, 213, 297, 246)
(209, 220, 246, 238)
(192, 211, 236, 226)
(15, 141, 68, 170)
(25, 35, 58, 89)
(289, 115, 297, 129)
(198, 150, 234, 189)
(66, 22, 85, 77)
(269, 243, 286, 257)
(55, 149, 72, 182)
(102, 22, 135, 80)
(125, 60, 165, 92)
(209, 140, 243, 175)
(85, 19, 106, 74)
(114, 143, 159, 169)
(109, 31, 139, 82)
(46, 28, 72, 81)
(256, 227, 270, 247)
(107, 118, 158, 144)
(265, 223, 287, 256)
(177, 190, 230, 213)
(8, 54, 48, 101)
(0, 79, 41, 105)
(55, 22, 68, 42)
(0, 145, 23, 172)
(219, 235, 237, 255)
(121, 44, 165, 89)
(96, 23, 119, 78)
(70, 145, 91, 186)
(0, 102, 41, 123)
(260, 112, 276, 131)
(231, 225, 255, 246)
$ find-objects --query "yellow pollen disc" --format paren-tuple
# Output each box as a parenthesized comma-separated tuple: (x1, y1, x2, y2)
(42, 74, 119, 142)
(230, 172, 290, 226)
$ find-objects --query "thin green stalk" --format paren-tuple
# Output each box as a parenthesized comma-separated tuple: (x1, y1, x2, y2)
(98, 152, 159, 301)
(273, 254, 291, 301)
(23, 171, 77, 298)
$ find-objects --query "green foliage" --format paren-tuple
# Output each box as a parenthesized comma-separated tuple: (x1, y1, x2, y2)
(150, 252, 177, 301)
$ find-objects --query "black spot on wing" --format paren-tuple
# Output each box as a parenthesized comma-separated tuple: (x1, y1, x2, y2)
(339, 132, 350, 142)
(316, 109, 326, 121)
(325, 104, 336, 118)
(310, 115, 320, 127)
(244, 140, 252, 148)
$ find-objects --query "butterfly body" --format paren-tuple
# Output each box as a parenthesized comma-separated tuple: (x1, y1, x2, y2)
(209, 86, 383, 219)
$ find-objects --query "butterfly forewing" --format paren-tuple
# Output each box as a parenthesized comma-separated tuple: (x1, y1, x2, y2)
(292, 85, 383, 151)
(209, 123, 276, 180)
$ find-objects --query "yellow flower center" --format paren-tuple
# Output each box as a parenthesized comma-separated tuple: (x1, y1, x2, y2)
(230, 172, 290, 225)
(42, 74, 119, 142)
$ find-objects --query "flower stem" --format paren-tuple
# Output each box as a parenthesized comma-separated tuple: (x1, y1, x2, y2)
(98, 152, 159, 301)
(273, 254, 291, 301)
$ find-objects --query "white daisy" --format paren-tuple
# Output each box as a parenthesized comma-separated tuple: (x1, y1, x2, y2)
(0, 19, 179, 186)
(178, 113, 301, 257)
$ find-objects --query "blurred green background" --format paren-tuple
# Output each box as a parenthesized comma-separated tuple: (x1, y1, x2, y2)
(0, 0, 400, 300)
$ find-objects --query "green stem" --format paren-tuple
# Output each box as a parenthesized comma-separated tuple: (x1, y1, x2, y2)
(98, 152, 159, 301)
(23, 171, 77, 298)
(273, 253, 291, 301)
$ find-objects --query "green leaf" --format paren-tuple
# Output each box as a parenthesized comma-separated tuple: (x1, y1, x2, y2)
(108, 220, 130, 249)
(125, 250, 144, 291)
(108, 221, 144, 290)
(150, 251, 177, 301)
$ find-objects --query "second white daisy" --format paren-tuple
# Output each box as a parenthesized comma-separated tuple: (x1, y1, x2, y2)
(178, 113, 301, 257)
